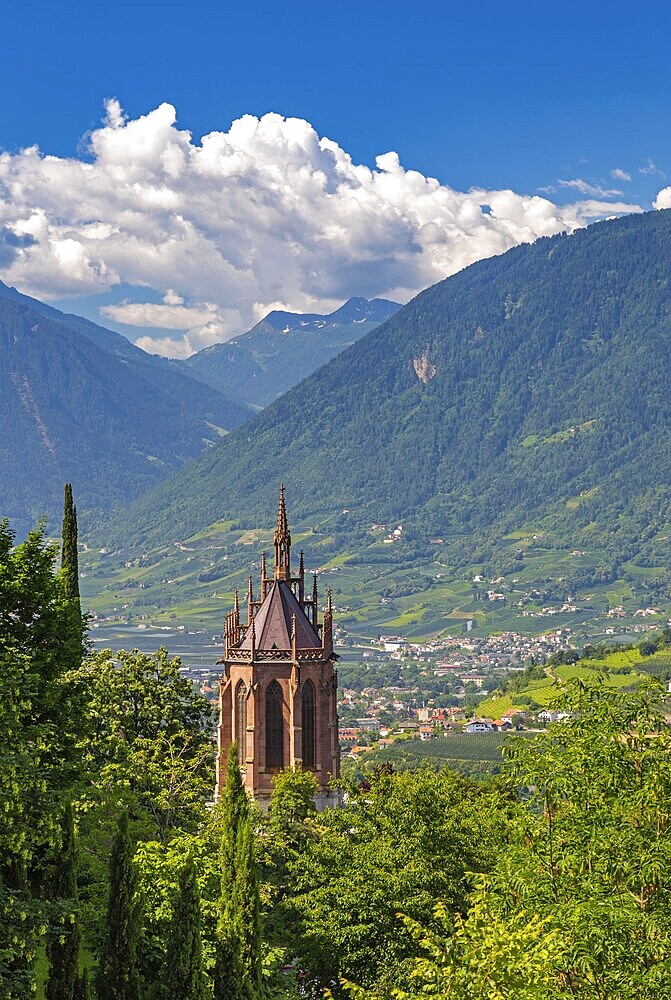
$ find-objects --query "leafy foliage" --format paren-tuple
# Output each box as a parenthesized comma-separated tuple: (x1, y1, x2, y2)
(282, 769, 507, 992)
(0, 521, 85, 997)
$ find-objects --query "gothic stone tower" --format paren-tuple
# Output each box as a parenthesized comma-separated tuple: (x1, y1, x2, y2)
(215, 485, 340, 809)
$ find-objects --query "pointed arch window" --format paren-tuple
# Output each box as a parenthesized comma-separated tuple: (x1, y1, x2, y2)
(236, 681, 247, 766)
(302, 679, 316, 769)
(266, 680, 284, 769)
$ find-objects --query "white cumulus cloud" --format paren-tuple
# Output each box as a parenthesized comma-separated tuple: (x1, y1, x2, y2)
(653, 187, 671, 210)
(0, 100, 645, 356)
(610, 167, 631, 182)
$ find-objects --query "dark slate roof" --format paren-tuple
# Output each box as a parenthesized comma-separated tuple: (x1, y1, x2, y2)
(240, 579, 321, 651)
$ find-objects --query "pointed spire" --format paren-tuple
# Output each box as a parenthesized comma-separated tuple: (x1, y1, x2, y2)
(291, 612, 297, 660)
(247, 574, 254, 621)
(312, 573, 318, 625)
(260, 551, 267, 600)
(233, 590, 240, 644)
(276, 483, 288, 535)
(225, 610, 231, 656)
(323, 588, 333, 653)
(249, 614, 256, 660)
(298, 550, 305, 602)
(273, 483, 292, 580)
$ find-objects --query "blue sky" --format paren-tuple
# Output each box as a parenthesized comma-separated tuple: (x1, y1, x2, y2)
(1, 0, 670, 354)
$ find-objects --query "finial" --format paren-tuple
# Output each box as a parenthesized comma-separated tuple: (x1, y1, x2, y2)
(234, 589, 239, 614)
(323, 589, 333, 653)
(299, 550, 304, 573)
(274, 482, 292, 580)
(275, 483, 288, 536)
(249, 613, 256, 659)
(260, 551, 267, 600)
(291, 612, 297, 659)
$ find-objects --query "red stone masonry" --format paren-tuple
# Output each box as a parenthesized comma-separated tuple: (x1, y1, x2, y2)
(215, 485, 340, 807)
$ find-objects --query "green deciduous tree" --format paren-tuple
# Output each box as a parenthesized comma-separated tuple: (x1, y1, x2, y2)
(0, 522, 87, 998)
(283, 769, 507, 992)
(76, 647, 214, 838)
(364, 681, 671, 999)
(493, 679, 671, 998)
(98, 812, 142, 1000)
(269, 767, 318, 845)
(133, 832, 220, 999)
(73, 647, 214, 943)
(342, 885, 562, 1000)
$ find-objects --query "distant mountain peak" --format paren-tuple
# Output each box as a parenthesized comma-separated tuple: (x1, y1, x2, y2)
(185, 295, 402, 407)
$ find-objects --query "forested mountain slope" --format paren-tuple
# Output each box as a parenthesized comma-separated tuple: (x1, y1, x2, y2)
(0, 286, 253, 536)
(185, 296, 400, 406)
(106, 210, 671, 577)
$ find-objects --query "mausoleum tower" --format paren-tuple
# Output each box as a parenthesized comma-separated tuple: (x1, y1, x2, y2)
(215, 485, 340, 808)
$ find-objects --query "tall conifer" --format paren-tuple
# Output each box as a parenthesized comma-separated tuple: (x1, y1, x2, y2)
(220, 742, 249, 893)
(97, 812, 142, 1000)
(232, 815, 263, 1000)
(163, 856, 204, 1000)
(61, 484, 80, 607)
(213, 930, 238, 1000)
(46, 802, 81, 1000)
(214, 744, 250, 1000)
(72, 970, 90, 1000)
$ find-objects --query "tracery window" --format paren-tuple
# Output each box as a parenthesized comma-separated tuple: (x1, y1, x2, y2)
(301, 680, 316, 768)
(236, 681, 247, 766)
(266, 680, 284, 768)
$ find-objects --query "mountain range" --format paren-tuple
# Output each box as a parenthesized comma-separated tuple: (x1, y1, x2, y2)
(0, 284, 400, 537)
(105, 209, 671, 598)
(0, 282, 253, 536)
(184, 296, 400, 406)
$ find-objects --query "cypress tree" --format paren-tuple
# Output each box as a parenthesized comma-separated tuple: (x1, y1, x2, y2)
(220, 742, 249, 893)
(213, 929, 238, 1000)
(46, 802, 81, 1000)
(231, 815, 263, 1000)
(214, 744, 249, 1000)
(163, 856, 204, 1000)
(72, 970, 90, 1000)
(61, 484, 80, 607)
(97, 812, 142, 1000)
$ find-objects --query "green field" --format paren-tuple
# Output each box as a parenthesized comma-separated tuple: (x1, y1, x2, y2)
(477, 655, 645, 718)
(345, 731, 536, 779)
